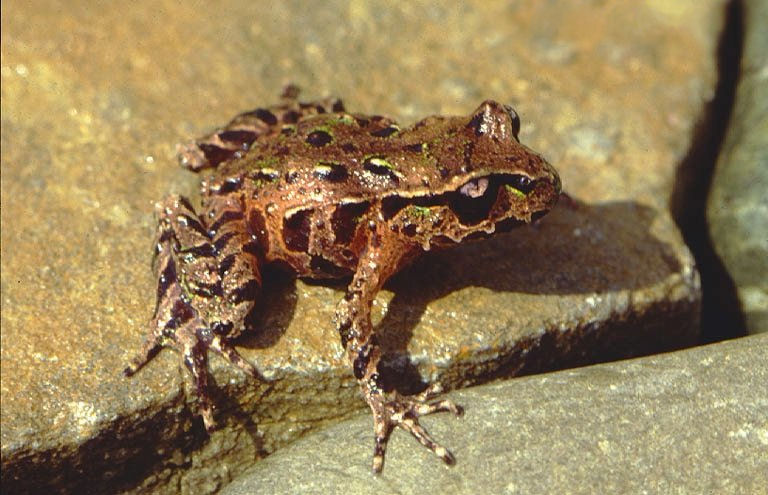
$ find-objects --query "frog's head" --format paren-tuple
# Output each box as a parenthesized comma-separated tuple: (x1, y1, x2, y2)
(420, 100, 560, 244)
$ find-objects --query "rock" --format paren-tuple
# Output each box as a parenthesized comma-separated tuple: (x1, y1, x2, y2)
(1, 1, 719, 493)
(707, 0, 768, 335)
(222, 334, 768, 495)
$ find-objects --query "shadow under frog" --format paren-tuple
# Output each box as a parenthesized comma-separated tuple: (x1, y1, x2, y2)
(236, 197, 689, 402)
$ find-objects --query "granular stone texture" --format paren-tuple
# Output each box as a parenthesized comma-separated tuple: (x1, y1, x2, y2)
(222, 334, 768, 495)
(1, 1, 720, 492)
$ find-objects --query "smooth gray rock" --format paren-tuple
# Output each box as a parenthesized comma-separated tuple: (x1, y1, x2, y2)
(223, 334, 768, 495)
(1, 1, 720, 493)
(708, 0, 768, 334)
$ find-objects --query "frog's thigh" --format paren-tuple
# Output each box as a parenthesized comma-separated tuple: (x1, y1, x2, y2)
(178, 92, 345, 172)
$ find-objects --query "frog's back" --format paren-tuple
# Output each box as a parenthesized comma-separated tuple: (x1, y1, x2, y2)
(212, 111, 466, 208)
(201, 101, 558, 279)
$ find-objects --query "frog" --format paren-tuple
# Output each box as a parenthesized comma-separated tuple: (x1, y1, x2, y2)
(124, 86, 561, 473)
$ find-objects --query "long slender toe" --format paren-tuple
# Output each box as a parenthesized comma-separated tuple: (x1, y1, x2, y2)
(367, 388, 462, 472)
(372, 425, 393, 474)
(123, 339, 163, 376)
(211, 336, 265, 380)
(416, 399, 464, 417)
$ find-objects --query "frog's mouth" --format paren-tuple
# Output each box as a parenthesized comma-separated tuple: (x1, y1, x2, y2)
(383, 173, 554, 229)
(450, 173, 537, 226)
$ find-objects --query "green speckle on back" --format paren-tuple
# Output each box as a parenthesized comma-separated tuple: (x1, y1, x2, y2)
(254, 156, 280, 169)
(406, 205, 434, 219)
(336, 114, 356, 125)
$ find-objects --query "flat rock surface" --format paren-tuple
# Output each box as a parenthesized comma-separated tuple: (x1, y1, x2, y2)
(707, 0, 768, 334)
(223, 334, 768, 495)
(2, 1, 718, 493)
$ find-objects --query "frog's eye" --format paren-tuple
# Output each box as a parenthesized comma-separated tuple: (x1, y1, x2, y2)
(505, 175, 534, 197)
(504, 105, 521, 139)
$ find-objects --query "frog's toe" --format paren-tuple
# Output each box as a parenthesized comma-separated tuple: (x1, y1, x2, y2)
(369, 389, 462, 473)
(414, 397, 464, 418)
(210, 335, 267, 381)
(395, 413, 457, 466)
(176, 140, 209, 171)
(123, 336, 163, 377)
(177, 331, 218, 431)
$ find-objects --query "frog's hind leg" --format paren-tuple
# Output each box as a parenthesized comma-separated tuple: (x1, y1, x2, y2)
(178, 88, 345, 172)
(125, 195, 262, 431)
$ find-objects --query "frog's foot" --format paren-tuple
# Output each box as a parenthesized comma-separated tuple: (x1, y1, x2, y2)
(122, 282, 218, 428)
(368, 383, 464, 473)
(123, 285, 263, 431)
(124, 308, 260, 431)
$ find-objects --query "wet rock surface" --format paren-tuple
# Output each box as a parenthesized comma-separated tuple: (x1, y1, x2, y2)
(0, 1, 727, 493)
(222, 333, 768, 495)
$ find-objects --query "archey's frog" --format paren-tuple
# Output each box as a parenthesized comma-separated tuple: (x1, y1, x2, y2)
(125, 87, 561, 472)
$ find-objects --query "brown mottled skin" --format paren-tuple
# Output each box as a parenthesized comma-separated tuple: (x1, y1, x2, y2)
(125, 87, 561, 473)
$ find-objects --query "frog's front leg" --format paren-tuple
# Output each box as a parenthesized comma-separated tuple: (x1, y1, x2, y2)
(124, 195, 264, 430)
(335, 223, 463, 473)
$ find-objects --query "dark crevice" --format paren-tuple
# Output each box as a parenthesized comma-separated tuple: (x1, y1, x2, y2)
(669, 0, 747, 343)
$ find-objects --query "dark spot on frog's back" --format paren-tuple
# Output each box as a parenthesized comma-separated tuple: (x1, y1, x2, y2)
(211, 321, 233, 336)
(306, 130, 333, 147)
(313, 162, 348, 182)
(285, 170, 299, 184)
(243, 108, 278, 126)
(218, 129, 257, 147)
(252, 168, 280, 183)
(283, 209, 313, 252)
(404, 143, 425, 153)
(353, 347, 370, 379)
(189, 280, 221, 298)
(341, 143, 358, 153)
(215, 176, 242, 195)
(198, 143, 236, 168)
(181, 243, 216, 259)
(467, 112, 485, 136)
(363, 157, 399, 182)
(370, 126, 398, 138)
